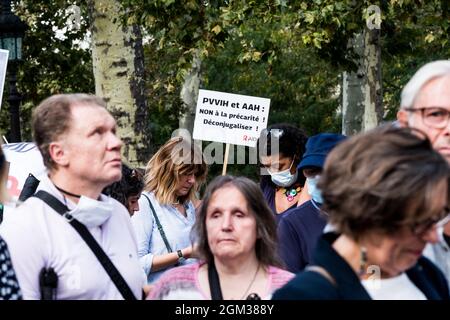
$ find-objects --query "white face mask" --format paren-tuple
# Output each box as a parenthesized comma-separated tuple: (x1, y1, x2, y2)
(69, 195, 113, 228)
(269, 159, 298, 187)
(306, 176, 323, 204)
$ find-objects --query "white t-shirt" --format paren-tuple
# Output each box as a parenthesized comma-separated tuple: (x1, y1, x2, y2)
(361, 273, 427, 300)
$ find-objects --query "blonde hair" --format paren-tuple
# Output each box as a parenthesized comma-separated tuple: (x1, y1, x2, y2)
(144, 137, 207, 205)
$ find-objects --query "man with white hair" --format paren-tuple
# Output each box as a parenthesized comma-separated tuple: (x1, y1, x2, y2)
(397, 60, 450, 287)
(397, 60, 450, 162)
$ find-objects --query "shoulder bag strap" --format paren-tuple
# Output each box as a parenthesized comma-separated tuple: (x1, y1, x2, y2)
(141, 193, 173, 253)
(305, 265, 337, 287)
(208, 262, 223, 300)
(34, 190, 137, 300)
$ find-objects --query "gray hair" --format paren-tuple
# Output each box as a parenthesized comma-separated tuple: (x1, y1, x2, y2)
(400, 60, 450, 109)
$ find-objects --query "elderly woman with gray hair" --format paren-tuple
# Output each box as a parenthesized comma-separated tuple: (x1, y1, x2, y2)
(273, 126, 450, 300)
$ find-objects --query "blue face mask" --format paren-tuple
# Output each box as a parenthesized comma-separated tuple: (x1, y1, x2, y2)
(269, 159, 298, 187)
(306, 176, 323, 204)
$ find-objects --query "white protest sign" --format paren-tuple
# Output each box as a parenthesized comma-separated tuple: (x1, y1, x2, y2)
(0, 49, 9, 111)
(193, 89, 270, 147)
(2, 142, 46, 202)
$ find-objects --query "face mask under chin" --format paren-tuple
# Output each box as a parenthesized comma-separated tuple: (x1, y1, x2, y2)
(70, 195, 114, 228)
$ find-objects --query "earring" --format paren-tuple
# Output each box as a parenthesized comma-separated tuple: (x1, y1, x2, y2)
(359, 246, 368, 276)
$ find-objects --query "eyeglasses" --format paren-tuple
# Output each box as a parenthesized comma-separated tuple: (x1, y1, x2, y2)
(410, 207, 450, 236)
(404, 107, 450, 129)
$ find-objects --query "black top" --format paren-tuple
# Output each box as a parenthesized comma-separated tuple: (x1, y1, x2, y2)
(273, 232, 450, 300)
(444, 233, 450, 248)
(277, 200, 327, 273)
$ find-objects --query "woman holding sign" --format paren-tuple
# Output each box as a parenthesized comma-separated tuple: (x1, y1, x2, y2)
(131, 137, 208, 284)
(0, 148, 22, 300)
(258, 123, 309, 223)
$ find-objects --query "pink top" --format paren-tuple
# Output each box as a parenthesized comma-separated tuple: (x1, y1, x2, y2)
(147, 261, 294, 300)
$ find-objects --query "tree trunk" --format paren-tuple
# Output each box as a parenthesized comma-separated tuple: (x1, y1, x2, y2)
(88, 0, 150, 166)
(179, 52, 201, 135)
(341, 27, 382, 135)
(362, 25, 382, 132)
(342, 33, 364, 136)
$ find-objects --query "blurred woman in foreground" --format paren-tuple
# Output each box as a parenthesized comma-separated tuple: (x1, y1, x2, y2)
(273, 126, 450, 300)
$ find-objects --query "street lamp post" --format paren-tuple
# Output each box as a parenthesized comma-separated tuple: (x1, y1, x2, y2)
(0, 0, 26, 142)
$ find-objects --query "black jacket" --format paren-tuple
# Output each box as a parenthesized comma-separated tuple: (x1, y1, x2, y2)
(273, 233, 450, 300)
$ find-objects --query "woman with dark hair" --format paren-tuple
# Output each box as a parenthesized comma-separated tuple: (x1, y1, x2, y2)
(147, 175, 293, 300)
(258, 123, 308, 222)
(273, 126, 450, 300)
(103, 164, 144, 216)
(0, 148, 22, 300)
(131, 137, 208, 284)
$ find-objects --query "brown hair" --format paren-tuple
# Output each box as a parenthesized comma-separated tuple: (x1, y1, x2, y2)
(319, 125, 450, 241)
(32, 94, 107, 171)
(193, 175, 281, 268)
(0, 148, 8, 203)
(144, 137, 207, 205)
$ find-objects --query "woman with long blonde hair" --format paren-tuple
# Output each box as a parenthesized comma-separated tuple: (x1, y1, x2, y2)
(131, 137, 207, 283)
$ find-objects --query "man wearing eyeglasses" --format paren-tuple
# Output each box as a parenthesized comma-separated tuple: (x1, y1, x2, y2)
(397, 60, 450, 288)
(397, 60, 450, 162)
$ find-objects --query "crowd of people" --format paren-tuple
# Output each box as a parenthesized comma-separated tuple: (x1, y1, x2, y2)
(0, 59, 449, 300)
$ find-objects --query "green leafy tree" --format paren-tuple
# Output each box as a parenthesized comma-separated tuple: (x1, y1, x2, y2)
(1, 1, 94, 141)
